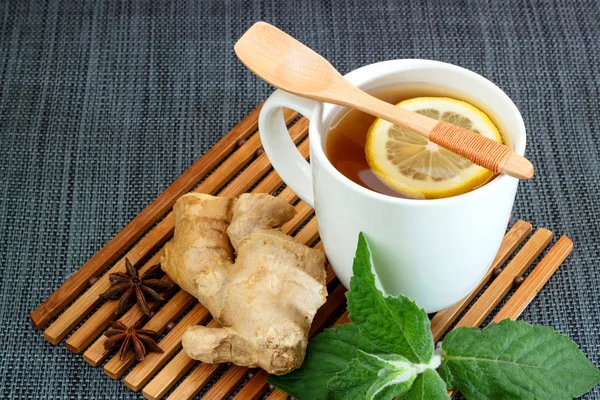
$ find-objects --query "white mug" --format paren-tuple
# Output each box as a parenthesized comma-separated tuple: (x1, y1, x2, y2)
(258, 59, 526, 313)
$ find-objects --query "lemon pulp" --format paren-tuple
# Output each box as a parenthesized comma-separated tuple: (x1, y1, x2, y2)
(365, 97, 503, 199)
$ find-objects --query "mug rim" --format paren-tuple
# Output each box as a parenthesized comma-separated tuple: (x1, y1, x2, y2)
(308, 59, 527, 206)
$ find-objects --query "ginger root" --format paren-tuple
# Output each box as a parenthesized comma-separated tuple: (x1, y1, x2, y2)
(161, 193, 327, 375)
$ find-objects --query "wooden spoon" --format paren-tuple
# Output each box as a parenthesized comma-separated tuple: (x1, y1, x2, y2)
(235, 21, 534, 179)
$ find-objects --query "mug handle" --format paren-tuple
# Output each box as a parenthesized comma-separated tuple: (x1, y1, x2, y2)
(258, 90, 318, 208)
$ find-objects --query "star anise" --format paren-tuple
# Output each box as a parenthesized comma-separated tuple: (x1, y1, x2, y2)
(99, 258, 173, 316)
(103, 320, 164, 361)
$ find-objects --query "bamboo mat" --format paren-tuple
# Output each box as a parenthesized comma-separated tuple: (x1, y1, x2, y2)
(30, 103, 573, 399)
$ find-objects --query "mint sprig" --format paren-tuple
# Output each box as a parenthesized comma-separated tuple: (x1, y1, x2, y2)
(268, 233, 600, 400)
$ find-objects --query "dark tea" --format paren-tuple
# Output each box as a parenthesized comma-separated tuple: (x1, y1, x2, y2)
(325, 83, 505, 199)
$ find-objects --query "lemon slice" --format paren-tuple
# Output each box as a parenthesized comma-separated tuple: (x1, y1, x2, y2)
(365, 97, 503, 199)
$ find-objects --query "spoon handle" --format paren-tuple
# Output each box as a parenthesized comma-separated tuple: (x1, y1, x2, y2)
(429, 122, 532, 179)
(332, 86, 534, 179)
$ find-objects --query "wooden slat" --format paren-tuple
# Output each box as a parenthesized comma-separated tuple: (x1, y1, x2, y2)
(455, 228, 553, 328)
(231, 369, 270, 400)
(30, 104, 273, 330)
(276, 186, 300, 205)
(158, 353, 225, 400)
(492, 236, 573, 322)
(201, 366, 249, 400)
(293, 218, 320, 246)
(141, 341, 205, 399)
(164, 362, 223, 400)
(431, 220, 532, 340)
(267, 389, 290, 400)
(43, 117, 307, 345)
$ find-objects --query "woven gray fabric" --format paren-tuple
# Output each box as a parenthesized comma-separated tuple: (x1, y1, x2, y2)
(1, 0, 599, 398)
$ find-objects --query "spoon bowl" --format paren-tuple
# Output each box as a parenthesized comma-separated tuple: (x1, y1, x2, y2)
(235, 22, 341, 96)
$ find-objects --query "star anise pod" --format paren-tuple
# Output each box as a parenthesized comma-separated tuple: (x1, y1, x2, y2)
(99, 258, 173, 316)
(103, 320, 163, 361)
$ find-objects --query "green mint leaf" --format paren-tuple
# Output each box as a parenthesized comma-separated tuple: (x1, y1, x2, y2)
(347, 233, 434, 363)
(439, 319, 600, 400)
(267, 323, 388, 400)
(397, 368, 450, 400)
(327, 350, 418, 399)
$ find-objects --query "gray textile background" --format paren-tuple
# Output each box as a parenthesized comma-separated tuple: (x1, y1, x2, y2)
(1, 0, 599, 398)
